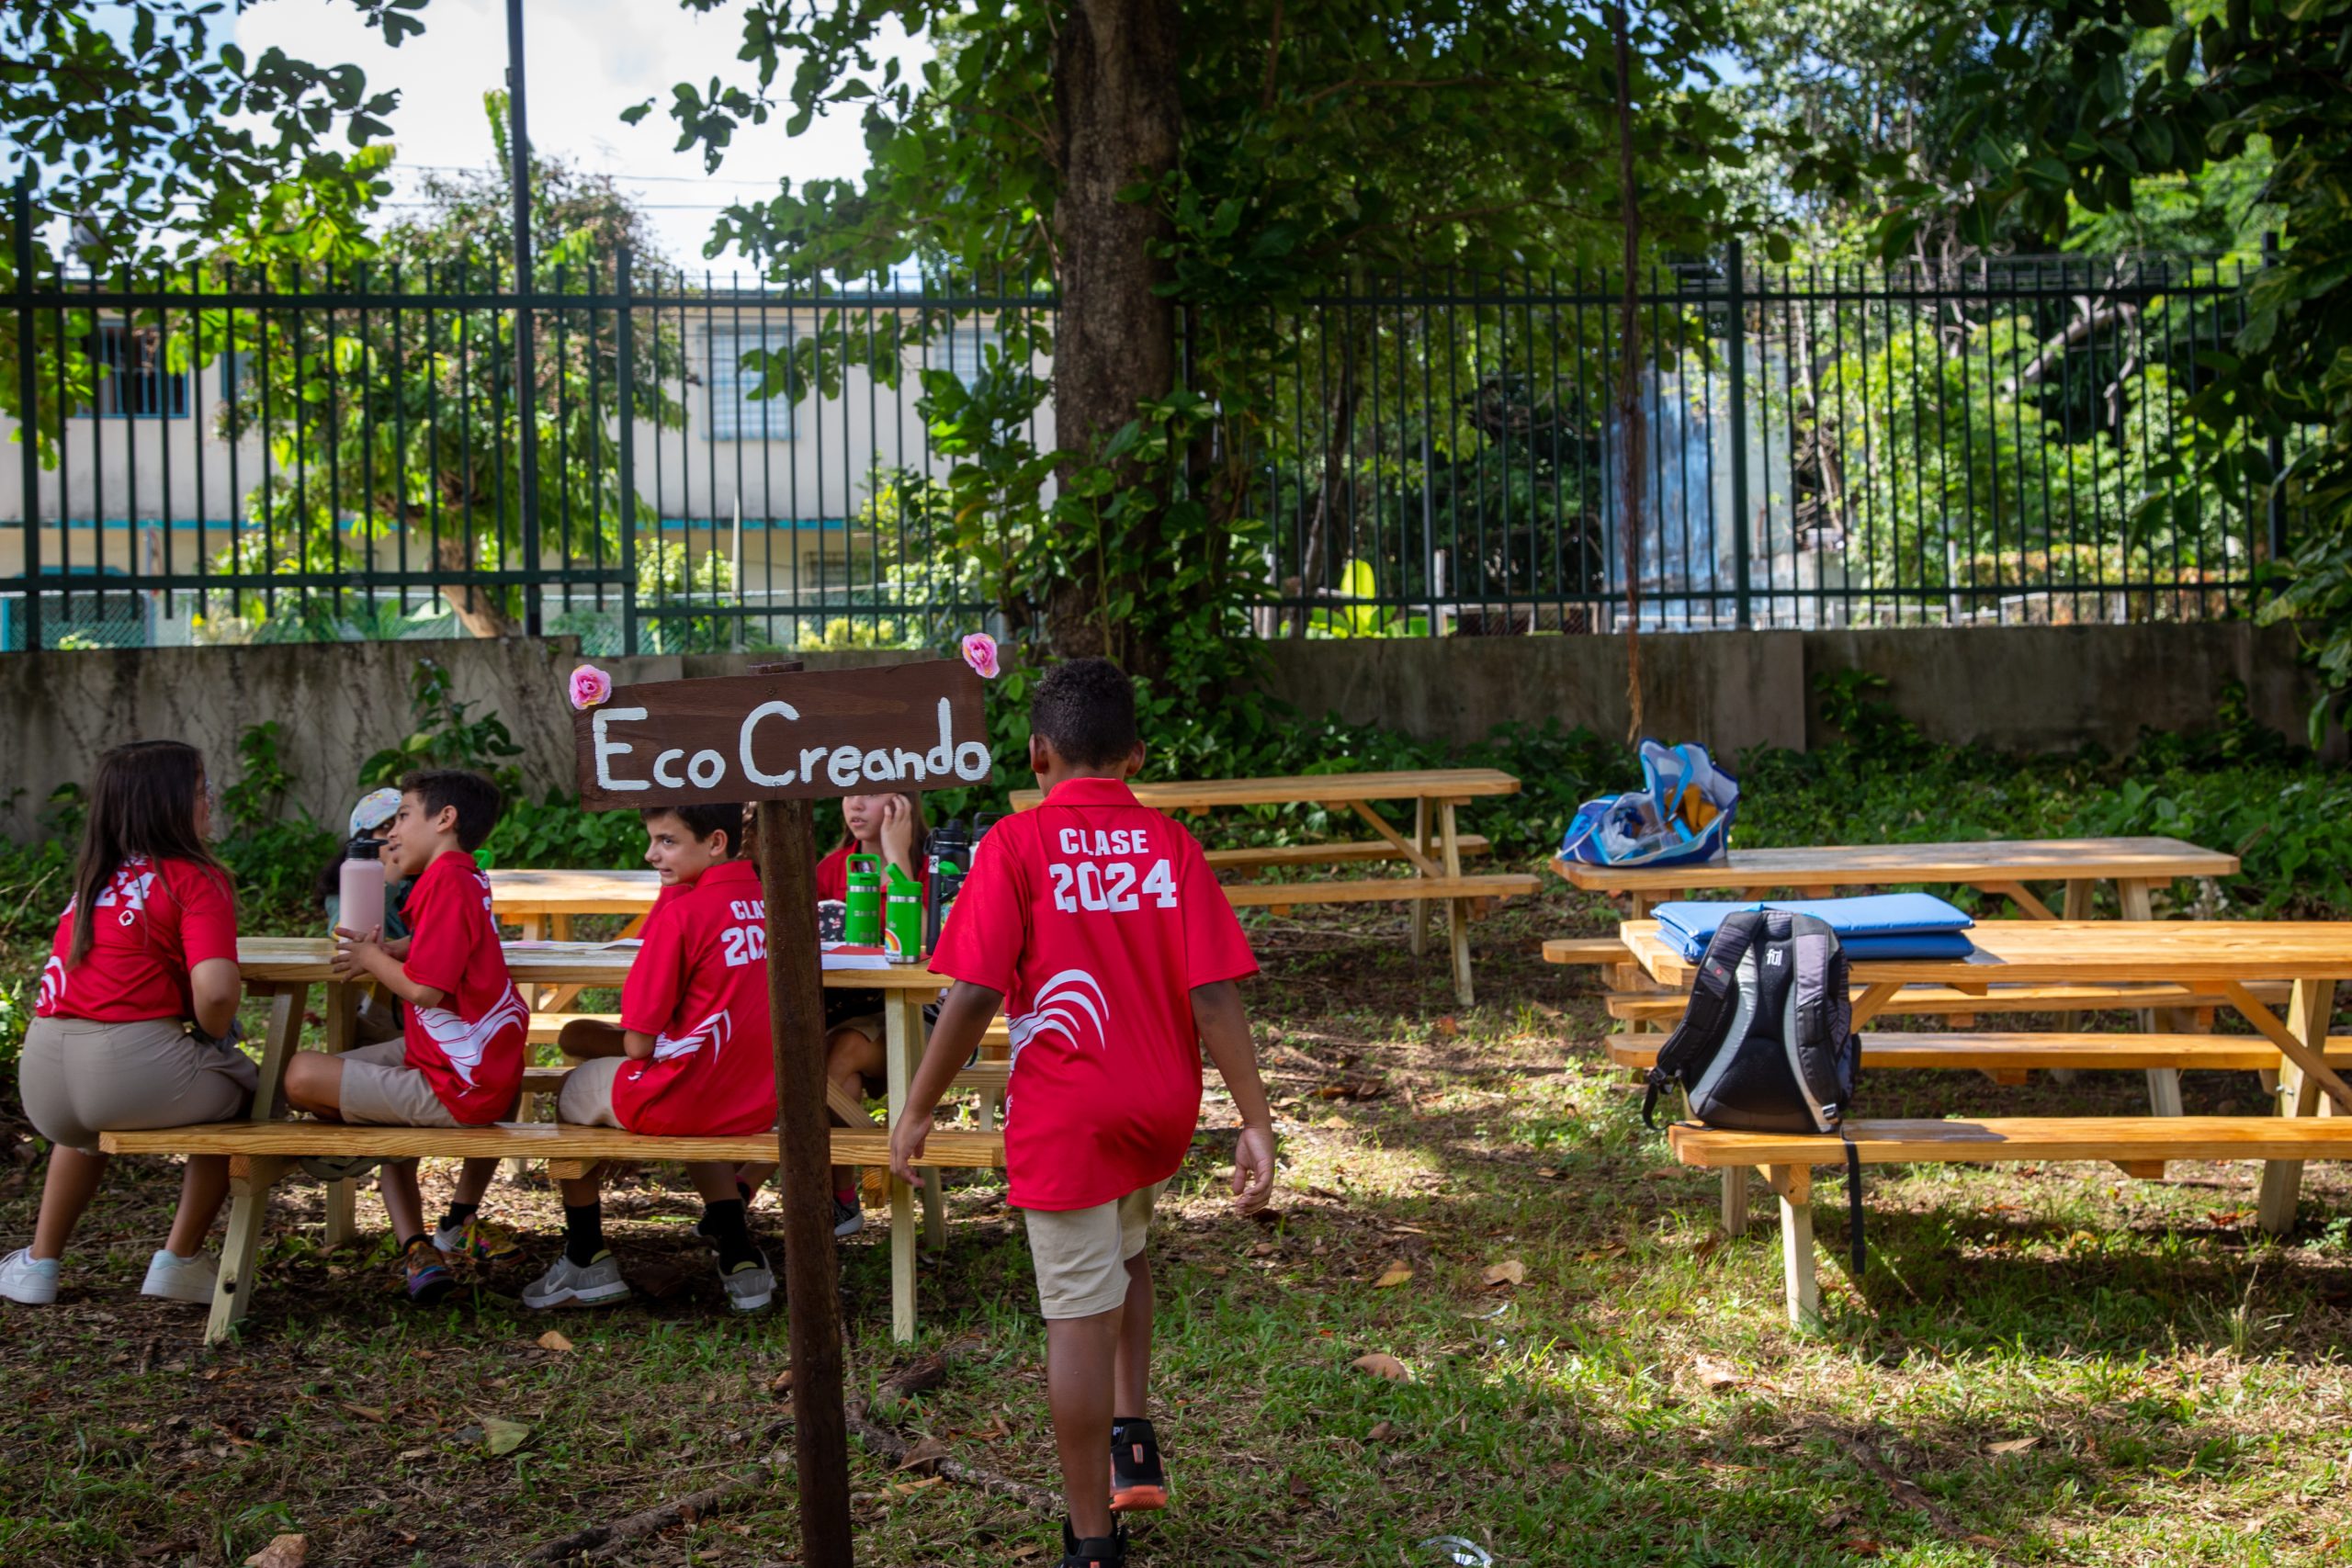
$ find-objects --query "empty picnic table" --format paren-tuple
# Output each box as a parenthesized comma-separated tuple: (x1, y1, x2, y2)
(1009, 768, 1541, 1004)
(103, 938, 977, 1345)
(1553, 836, 2237, 921)
(1621, 917, 2352, 1285)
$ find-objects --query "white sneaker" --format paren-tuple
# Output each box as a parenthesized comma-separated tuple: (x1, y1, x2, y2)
(0, 1247, 61, 1305)
(140, 1249, 219, 1304)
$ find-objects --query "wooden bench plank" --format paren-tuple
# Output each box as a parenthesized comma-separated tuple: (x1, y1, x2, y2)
(1610, 1032, 2352, 1074)
(1206, 836, 1488, 870)
(1223, 872, 1538, 908)
(99, 1122, 1006, 1169)
(1668, 1115, 2352, 1168)
(1604, 980, 2282, 1022)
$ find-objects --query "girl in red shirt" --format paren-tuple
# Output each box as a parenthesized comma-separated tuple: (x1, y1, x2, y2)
(0, 740, 257, 1309)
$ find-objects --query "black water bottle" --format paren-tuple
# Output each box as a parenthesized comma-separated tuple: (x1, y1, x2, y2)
(925, 818, 971, 951)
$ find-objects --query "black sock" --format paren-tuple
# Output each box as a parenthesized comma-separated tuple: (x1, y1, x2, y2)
(701, 1198, 760, 1272)
(438, 1201, 480, 1233)
(562, 1203, 606, 1268)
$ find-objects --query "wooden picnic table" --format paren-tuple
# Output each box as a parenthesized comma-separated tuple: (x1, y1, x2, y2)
(1554, 835, 2238, 920)
(1008, 768, 1540, 1005)
(1621, 917, 2351, 1233)
(177, 938, 963, 1344)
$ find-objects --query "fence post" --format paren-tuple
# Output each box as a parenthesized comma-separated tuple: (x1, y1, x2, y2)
(616, 247, 638, 658)
(1725, 237, 1751, 630)
(12, 174, 40, 654)
(2262, 231, 2288, 570)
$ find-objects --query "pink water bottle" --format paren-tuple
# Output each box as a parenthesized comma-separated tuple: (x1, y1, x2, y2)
(338, 837, 386, 941)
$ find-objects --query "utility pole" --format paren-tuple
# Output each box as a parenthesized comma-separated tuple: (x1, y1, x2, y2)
(506, 0, 543, 637)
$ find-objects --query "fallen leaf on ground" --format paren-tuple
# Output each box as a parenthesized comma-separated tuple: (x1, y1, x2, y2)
(536, 1330, 573, 1353)
(1351, 1353, 1412, 1382)
(1692, 1356, 1744, 1392)
(480, 1416, 531, 1457)
(895, 1435, 949, 1475)
(244, 1535, 307, 1568)
(1988, 1436, 2040, 1457)
(1481, 1259, 1526, 1289)
(1373, 1262, 1414, 1289)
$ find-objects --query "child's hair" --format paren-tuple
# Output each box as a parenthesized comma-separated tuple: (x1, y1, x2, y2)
(68, 739, 227, 969)
(834, 791, 929, 856)
(642, 802, 748, 858)
(400, 769, 503, 852)
(1030, 657, 1138, 769)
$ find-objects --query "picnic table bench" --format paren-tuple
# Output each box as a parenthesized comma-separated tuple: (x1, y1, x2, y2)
(1010, 768, 1541, 1004)
(111, 940, 988, 1345)
(1618, 918, 2351, 1323)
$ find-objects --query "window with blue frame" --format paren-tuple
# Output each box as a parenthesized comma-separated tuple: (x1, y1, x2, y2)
(705, 325, 797, 442)
(78, 322, 190, 418)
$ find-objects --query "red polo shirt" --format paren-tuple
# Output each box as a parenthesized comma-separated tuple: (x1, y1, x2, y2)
(928, 775, 1258, 1211)
(400, 850, 528, 1125)
(611, 859, 777, 1136)
(38, 855, 239, 1023)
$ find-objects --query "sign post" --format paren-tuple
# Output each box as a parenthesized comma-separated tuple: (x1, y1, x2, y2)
(571, 659, 990, 1568)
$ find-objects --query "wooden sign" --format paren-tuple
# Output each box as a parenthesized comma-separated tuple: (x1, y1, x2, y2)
(572, 660, 989, 808)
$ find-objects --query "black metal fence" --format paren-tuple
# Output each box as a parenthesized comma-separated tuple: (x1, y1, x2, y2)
(1, 229, 2296, 654)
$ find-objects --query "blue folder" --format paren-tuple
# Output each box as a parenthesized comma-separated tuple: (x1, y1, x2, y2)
(1650, 893, 1975, 963)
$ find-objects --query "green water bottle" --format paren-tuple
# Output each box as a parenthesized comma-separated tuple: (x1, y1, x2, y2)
(844, 852, 883, 945)
(883, 863, 923, 964)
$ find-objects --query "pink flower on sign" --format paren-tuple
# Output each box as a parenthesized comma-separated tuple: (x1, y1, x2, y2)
(960, 632, 1000, 680)
(568, 664, 614, 711)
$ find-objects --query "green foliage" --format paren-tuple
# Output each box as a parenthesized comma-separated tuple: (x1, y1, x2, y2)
(358, 660, 526, 799)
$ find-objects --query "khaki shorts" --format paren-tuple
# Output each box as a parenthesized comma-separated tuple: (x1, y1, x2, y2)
(1023, 1181, 1164, 1320)
(556, 1055, 627, 1128)
(336, 1038, 460, 1128)
(20, 1014, 259, 1156)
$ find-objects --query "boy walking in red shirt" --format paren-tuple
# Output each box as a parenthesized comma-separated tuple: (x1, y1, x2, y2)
(288, 770, 529, 1305)
(523, 802, 778, 1313)
(892, 659, 1277, 1568)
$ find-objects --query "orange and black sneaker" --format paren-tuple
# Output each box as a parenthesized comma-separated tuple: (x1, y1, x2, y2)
(1109, 1418, 1168, 1513)
(1059, 1519, 1126, 1568)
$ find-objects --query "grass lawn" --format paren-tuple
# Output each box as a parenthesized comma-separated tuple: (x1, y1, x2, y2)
(6, 886, 2352, 1566)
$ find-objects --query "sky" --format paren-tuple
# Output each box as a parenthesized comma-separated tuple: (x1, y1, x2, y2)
(233, 0, 933, 270)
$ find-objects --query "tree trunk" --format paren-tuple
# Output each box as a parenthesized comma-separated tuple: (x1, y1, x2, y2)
(1043, 0, 1183, 670)
(435, 531, 521, 637)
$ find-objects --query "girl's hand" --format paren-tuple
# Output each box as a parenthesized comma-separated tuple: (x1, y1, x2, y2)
(877, 795, 917, 865)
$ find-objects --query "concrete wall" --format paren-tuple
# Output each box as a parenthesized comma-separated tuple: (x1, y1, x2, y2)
(0, 623, 2334, 841)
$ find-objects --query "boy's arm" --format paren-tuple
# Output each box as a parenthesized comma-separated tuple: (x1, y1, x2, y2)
(1193, 979, 1277, 1214)
(888, 980, 1001, 1182)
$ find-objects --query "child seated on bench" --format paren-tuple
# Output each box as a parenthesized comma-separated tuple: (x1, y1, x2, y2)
(286, 769, 528, 1305)
(526, 802, 777, 1314)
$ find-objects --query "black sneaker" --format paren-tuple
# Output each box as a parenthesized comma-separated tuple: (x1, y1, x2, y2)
(1060, 1519, 1127, 1568)
(1109, 1417, 1167, 1513)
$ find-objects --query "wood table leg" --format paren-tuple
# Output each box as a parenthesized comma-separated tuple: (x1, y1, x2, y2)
(1764, 1164, 1817, 1329)
(1441, 800, 1473, 1007)
(207, 1155, 287, 1346)
(2256, 979, 2338, 1235)
(1720, 1166, 1749, 1235)
(884, 987, 919, 1341)
(1409, 798, 1430, 959)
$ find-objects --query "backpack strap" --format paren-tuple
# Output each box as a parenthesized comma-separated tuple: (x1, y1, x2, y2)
(1642, 911, 1760, 1129)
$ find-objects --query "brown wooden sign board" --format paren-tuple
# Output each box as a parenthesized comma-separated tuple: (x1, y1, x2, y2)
(572, 660, 990, 809)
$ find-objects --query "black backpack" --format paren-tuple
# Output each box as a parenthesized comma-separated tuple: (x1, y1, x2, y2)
(1641, 908, 1866, 1271)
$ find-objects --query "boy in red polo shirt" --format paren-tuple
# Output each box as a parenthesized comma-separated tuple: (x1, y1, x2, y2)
(523, 802, 778, 1313)
(892, 659, 1277, 1568)
(291, 769, 529, 1305)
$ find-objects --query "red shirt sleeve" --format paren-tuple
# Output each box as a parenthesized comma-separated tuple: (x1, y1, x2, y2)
(401, 860, 470, 997)
(927, 829, 1024, 995)
(1176, 834, 1258, 989)
(620, 897, 689, 1036)
(169, 861, 239, 969)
